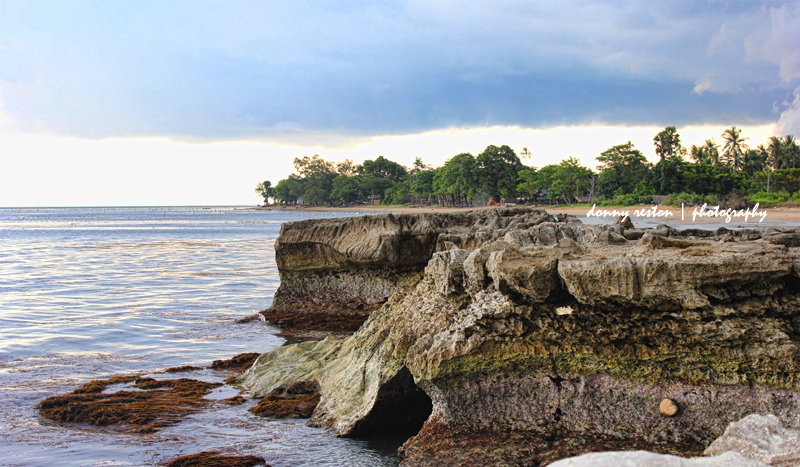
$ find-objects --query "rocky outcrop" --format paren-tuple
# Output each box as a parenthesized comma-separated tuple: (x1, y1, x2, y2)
(263, 209, 569, 327)
(241, 208, 800, 466)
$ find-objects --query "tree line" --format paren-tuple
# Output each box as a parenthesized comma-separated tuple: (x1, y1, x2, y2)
(255, 126, 800, 208)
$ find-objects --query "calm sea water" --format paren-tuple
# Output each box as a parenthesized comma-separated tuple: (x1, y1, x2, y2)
(0, 207, 399, 467)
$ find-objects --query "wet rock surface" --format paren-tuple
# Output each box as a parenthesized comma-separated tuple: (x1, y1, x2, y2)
(38, 376, 223, 434)
(249, 393, 321, 419)
(240, 208, 800, 465)
(163, 451, 268, 467)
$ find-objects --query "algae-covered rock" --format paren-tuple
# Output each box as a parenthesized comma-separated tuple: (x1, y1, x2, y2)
(244, 209, 800, 465)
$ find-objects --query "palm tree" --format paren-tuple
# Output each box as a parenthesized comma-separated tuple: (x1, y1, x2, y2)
(653, 126, 683, 160)
(703, 138, 720, 166)
(689, 145, 708, 164)
(721, 127, 749, 171)
(767, 136, 785, 169)
(784, 135, 799, 168)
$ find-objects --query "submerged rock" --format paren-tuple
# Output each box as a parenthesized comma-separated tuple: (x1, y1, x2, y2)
(240, 208, 800, 465)
(249, 393, 321, 419)
(164, 451, 267, 467)
(38, 376, 223, 434)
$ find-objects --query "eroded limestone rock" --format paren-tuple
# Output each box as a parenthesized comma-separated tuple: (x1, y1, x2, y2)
(241, 208, 800, 465)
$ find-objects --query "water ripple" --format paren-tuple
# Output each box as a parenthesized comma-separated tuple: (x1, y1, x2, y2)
(0, 207, 399, 466)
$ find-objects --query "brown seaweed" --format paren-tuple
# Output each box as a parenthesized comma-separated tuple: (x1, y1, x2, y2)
(164, 451, 267, 467)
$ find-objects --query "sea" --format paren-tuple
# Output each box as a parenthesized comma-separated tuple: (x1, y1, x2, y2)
(2, 205, 797, 467)
(0, 207, 401, 467)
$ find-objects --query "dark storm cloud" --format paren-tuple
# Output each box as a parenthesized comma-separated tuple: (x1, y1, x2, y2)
(0, 0, 797, 141)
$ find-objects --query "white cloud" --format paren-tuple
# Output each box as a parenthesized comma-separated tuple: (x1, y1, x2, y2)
(693, 76, 713, 95)
(777, 87, 800, 136)
(745, 3, 800, 83)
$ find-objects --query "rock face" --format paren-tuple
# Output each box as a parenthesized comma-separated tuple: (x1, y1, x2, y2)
(264, 209, 570, 325)
(241, 208, 800, 466)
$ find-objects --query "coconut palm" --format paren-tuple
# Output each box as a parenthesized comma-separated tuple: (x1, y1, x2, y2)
(689, 144, 707, 164)
(784, 135, 799, 168)
(721, 127, 750, 171)
(767, 136, 786, 169)
(703, 138, 720, 166)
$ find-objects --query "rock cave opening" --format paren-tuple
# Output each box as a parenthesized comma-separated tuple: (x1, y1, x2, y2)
(347, 366, 433, 441)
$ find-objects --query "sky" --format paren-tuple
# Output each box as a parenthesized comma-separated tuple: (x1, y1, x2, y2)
(1, 0, 799, 207)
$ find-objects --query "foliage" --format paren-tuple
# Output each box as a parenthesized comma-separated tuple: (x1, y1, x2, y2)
(664, 192, 720, 207)
(747, 191, 792, 206)
(593, 194, 639, 206)
(547, 157, 593, 200)
(261, 128, 799, 210)
(360, 156, 407, 182)
(596, 141, 651, 197)
(721, 126, 750, 172)
(411, 169, 437, 203)
(516, 167, 540, 198)
(434, 153, 478, 206)
(254, 180, 275, 205)
(653, 126, 685, 161)
(476, 145, 524, 202)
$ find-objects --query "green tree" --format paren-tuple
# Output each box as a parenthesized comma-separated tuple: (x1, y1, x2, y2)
(549, 157, 593, 200)
(411, 169, 437, 204)
(516, 167, 540, 199)
(596, 141, 651, 197)
(476, 145, 524, 201)
(654, 126, 685, 160)
(721, 127, 750, 172)
(274, 174, 304, 204)
(434, 153, 478, 206)
(742, 148, 767, 176)
(689, 139, 720, 166)
(384, 182, 411, 204)
(409, 157, 431, 175)
(254, 180, 275, 205)
(336, 159, 358, 176)
(331, 175, 361, 204)
(360, 156, 408, 182)
(652, 157, 687, 195)
(292, 154, 337, 205)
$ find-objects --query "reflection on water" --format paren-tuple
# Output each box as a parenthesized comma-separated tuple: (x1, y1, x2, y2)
(0, 207, 400, 467)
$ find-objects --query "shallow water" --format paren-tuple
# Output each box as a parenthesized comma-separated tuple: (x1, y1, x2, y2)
(0, 207, 400, 467)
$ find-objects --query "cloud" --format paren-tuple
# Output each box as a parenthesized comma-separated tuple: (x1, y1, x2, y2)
(745, 2, 800, 83)
(0, 0, 797, 141)
(777, 87, 800, 136)
(693, 76, 713, 95)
